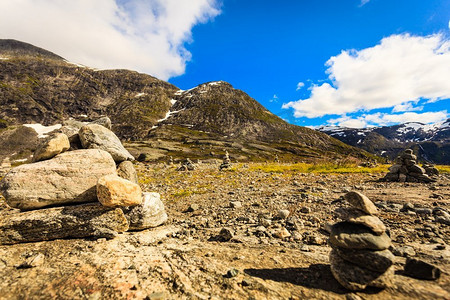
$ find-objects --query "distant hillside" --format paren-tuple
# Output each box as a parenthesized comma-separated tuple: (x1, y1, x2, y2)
(0, 39, 375, 163)
(318, 120, 450, 164)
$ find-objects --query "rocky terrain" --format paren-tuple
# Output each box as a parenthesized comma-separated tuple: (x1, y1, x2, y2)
(318, 120, 450, 164)
(0, 161, 449, 299)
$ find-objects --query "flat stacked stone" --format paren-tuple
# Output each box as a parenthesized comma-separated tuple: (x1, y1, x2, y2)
(423, 163, 439, 177)
(329, 191, 395, 291)
(383, 149, 435, 183)
(219, 151, 232, 170)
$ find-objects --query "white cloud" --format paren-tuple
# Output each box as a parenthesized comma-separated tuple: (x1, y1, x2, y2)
(391, 103, 423, 113)
(296, 82, 305, 91)
(328, 111, 448, 128)
(360, 0, 370, 7)
(282, 33, 450, 118)
(0, 0, 220, 80)
(270, 94, 278, 103)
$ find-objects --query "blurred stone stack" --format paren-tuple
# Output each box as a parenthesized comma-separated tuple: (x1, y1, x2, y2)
(383, 149, 436, 183)
(177, 158, 195, 171)
(0, 117, 167, 245)
(329, 191, 395, 291)
(219, 151, 232, 170)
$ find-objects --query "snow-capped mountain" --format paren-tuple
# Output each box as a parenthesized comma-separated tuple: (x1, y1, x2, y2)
(317, 120, 450, 164)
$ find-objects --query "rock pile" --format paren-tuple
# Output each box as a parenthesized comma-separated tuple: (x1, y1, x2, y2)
(0, 117, 167, 244)
(329, 191, 395, 291)
(177, 158, 195, 171)
(219, 151, 232, 170)
(383, 149, 436, 183)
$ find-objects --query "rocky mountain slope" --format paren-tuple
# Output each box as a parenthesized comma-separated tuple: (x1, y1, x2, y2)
(318, 120, 450, 164)
(0, 39, 373, 163)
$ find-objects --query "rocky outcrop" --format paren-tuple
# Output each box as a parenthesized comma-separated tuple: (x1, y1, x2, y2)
(329, 191, 394, 291)
(383, 149, 436, 183)
(79, 124, 134, 162)
(0, 149, 117, 210)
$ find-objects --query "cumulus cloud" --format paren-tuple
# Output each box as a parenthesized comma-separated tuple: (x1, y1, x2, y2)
(270, 94, 279, 103)
(391, 102, 423, 113)
(328, 111, 448, 128)
(282, 33, 450, 118)
(296, 82, 305, 91)
(0, 0, 220, 80)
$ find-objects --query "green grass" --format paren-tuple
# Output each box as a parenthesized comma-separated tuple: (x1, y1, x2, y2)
(249, 162, 389, 174)
(436, 165, 450, 173)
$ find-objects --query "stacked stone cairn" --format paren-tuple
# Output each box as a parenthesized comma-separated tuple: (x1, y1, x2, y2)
(219, 151, 232, 170)
(383, 149, 436, 183)
(0, 117, 167, 245)
(329, 191, 395, 291)
(177, 158, 195, 171)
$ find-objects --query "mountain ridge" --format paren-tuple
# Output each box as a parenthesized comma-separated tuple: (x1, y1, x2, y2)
(0, 39, 375, 163)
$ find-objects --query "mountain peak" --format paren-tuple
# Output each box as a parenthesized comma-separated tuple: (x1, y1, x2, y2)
(0, 39, 64, 60)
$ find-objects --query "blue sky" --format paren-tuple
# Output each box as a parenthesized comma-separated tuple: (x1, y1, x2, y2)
(1, 0, 449, 128)
(169, 0, 450, 128)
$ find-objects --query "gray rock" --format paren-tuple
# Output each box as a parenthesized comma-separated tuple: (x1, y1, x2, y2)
(407, 164, 425, 174)
(90, 116, 112, 130)
(79, 124, 134, 162)
(0, 149, 117, 210)
(414, 208, 433, 215)
(392, 245, 416, 257)
(122, 192, 168, 230)
(217, 227, 234, 242)
(32, 133, 70, 162)
(117, 161, 138, 184)
(187, 203, 200, 212)
(344, 191, 378, 215)
(332, 246, 394, 272)
(330, 250, 394, 291)
(277, 209, 290, 219)
(230, 201, 242, 208)
(404, 258, 441, 280)
(329, 221, 391, 250)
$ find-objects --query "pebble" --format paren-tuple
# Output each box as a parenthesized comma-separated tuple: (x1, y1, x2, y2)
(226, 268, 239, 278)
(344, 191, 378, 215)
(230, 201, 242, 208)
(300, 206, 311, 214)
(272, 227, 291, 239)
(187, 204, 200, 212)
(217, 228, 234, 242)
(277, 209, 290, 219)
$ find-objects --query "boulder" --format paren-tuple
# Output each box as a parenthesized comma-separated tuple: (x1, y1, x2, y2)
(0, 203, 129, 244)
(329, 221, 391, 250)
(122, 192, 168, 230)
(32, 133, 70, 162)
(344, 191, 378, 215)
(0, 149, 116, 210)
(97, 174, 142, 207)
(79, 124, 134, 162)
(404, 258, 441, 280)
(117, 161, 138, 184)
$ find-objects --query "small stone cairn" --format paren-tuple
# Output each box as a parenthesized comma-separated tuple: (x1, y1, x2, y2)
(177, 158, 195, 171)
(329, 191, 395, 291)
(219, 151, 232, 170)
(0, 116, 167, 245)
(383, 149, 436, 183)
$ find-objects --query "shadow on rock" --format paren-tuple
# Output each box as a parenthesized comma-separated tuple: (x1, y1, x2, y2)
(244, 264, 383, 295)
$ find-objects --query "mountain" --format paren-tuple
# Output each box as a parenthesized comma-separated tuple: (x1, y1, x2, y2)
(318, 120, 450, 164)
(0, 39, 375, 163)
